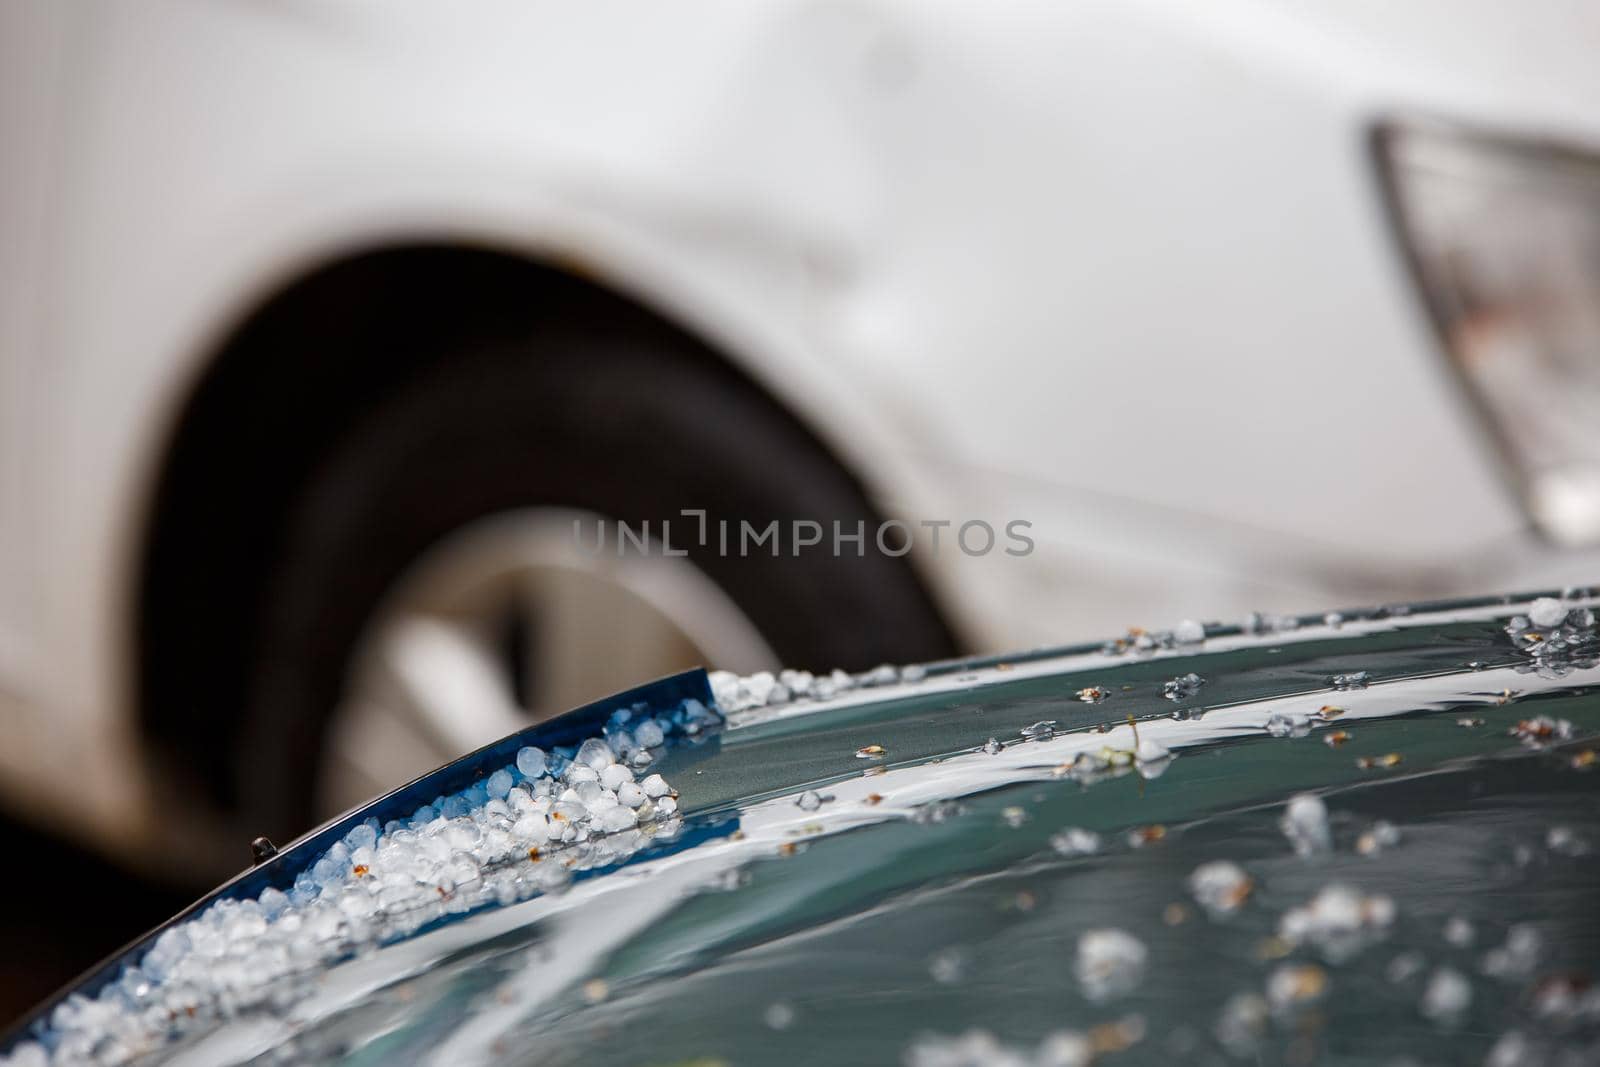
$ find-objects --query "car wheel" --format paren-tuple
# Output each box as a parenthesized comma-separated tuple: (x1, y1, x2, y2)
(234, 323, 958, 836)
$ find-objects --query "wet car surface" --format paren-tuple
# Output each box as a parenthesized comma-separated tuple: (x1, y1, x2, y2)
(5, 591, 1599, 1066)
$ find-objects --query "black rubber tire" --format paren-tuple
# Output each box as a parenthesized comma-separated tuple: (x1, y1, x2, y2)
(234, 320, 958, 840)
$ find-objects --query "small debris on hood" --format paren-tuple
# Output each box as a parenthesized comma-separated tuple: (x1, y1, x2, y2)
(1001, 806, 1029, 829)
(1356, 820, 1401, 857)
(1076, 686, 1109, 704)
(1128, 825, 1167, 848)
(1088, 1015, 1146, 1056)
(1357, 753, 1405, 770)
(1528, 973, 1600, 1025)
(1510, 716, 1574, 749)
(1265, 963, 1328, 1013)
(1456, 717, 1485, 728)
(1323, 730, 1353, 747)
(1318, 705, 1346, 719)
(854, 744, 886, 759)
(1571, 749, 1597, 770)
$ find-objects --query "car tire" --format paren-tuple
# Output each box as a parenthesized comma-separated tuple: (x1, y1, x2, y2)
(233, 319, 958, 838)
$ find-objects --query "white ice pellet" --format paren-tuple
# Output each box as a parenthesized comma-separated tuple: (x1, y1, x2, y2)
(512, 814, 549, 843)
(1280, 793, 1331, 857)
(2, 1043, 48, 1067)
(1278, 885, 1395, 963)
(1265, 712, 1312, 739)
(1266, 963, 1328, 1013)
(599, 764, 633, 790)
(1173, 619, 1206, 645)
(633, 719, 666, 748)
(515, 746, 547, 778)
(1486, 1032, 1535, 1067)
(1529, 597, 1568, 629)
(1482, 924, 1543, 979)
(861, 664, 898, 687)
(1188, 861, 1252, 918)
(596, 805, 638, 833)
(640, 773, 670, 798)
(576, 738, 616, 770)
(1135, 737, 1172, 766)
(905, 1029, 1093, 1067)
(1420, 967, 1472, 1024)
(617, 782, 646, 808)
(1386, 951, 1425, 984)
(1074, 928, 1147, 1002)
(1356, 820, 1401, 857)
(1162, 672, 1204, 701)
(1214, 993, 1269, 1057)
(1547, 826, 1590, 856)
(1049, 828, 1101, 857)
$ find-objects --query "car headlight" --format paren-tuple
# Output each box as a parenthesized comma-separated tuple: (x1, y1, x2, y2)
(1376, 121, 1600, 547)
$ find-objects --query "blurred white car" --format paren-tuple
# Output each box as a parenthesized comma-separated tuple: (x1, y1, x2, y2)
(2, 0, 1598, 877)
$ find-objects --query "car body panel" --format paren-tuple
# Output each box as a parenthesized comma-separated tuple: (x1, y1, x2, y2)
(6, 588, 1597, 1063)
(2, 0, 1600, 859)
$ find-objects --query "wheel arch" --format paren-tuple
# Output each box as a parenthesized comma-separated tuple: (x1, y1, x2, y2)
(132, 242, 954, 811)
